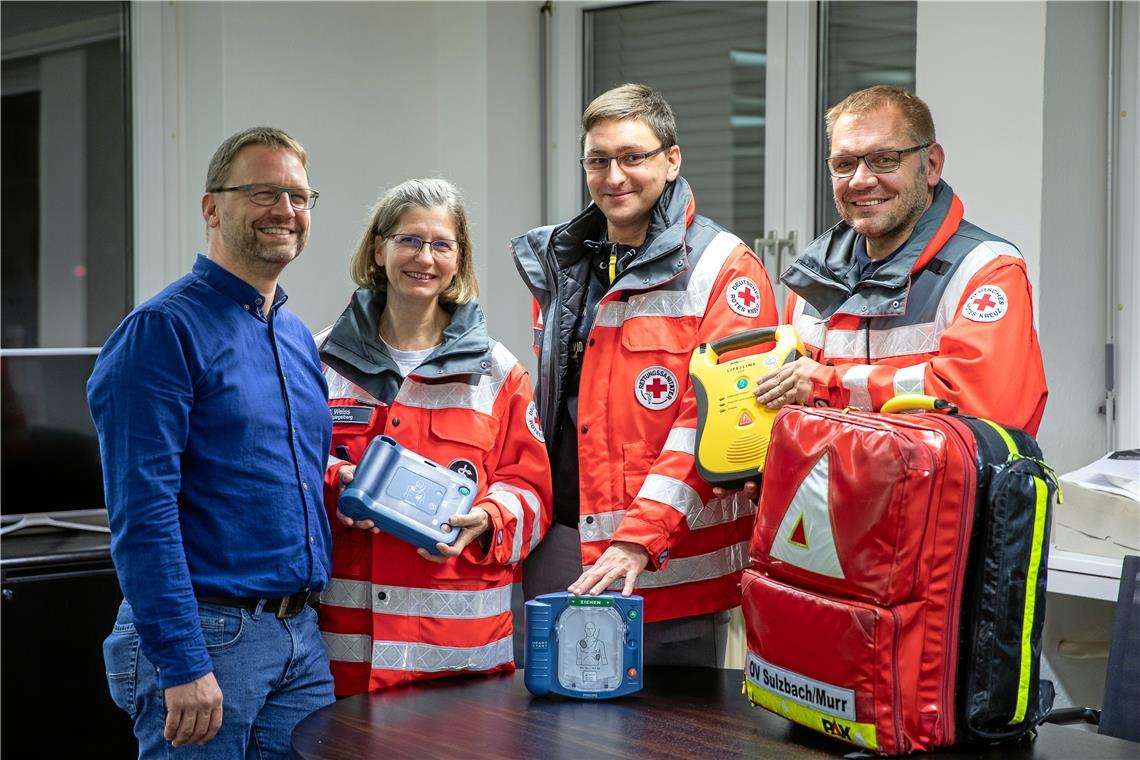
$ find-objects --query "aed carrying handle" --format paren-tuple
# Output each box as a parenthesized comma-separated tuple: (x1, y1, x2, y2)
(703, 325, 801, 364)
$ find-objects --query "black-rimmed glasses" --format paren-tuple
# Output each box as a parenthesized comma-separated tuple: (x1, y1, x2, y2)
(824, 143, 932, 179)
(210, 183, 319, 210)
(580, 145, 669, 172)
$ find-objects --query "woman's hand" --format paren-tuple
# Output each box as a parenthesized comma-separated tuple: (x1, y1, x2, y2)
(418, 507, 492, 563)
(333, 465, 380, 533)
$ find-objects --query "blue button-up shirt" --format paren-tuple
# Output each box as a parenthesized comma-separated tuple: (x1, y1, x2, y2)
(88, 255, 333, 688)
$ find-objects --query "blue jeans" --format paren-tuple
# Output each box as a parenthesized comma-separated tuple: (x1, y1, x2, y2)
(103, 599, 334, 759)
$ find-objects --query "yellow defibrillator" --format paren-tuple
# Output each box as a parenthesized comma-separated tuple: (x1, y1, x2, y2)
(689, 325, 805, 488)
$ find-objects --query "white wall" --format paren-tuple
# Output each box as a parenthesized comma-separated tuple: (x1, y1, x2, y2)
(134, 1, 543, 365)
(1116, 0, 1140, 448)
(917, 1, 1118, 474)
(1038, 2, 1111, 473)
(917, 2, 1047, 284)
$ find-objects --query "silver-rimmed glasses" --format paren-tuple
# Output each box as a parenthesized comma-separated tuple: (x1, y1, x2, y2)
(382, 233, 460, 259)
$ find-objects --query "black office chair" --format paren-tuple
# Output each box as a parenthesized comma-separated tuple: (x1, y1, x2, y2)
(1043, 553, 1139, 742)
(1098, 553, 1139, 741)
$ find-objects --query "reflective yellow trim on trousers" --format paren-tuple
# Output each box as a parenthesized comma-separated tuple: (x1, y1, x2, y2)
(744, 679, 877, 750)
(1012, 474, 1048, 725)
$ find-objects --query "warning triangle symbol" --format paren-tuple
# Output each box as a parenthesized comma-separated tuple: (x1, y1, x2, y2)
(768, 451, 845, 578)
(789, 514, 808, 548)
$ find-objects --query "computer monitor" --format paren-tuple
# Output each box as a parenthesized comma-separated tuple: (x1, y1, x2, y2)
(1, 349, 107, 532)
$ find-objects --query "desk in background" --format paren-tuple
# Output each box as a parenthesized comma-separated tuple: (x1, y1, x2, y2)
(291, 668, 1136, 760)
(0, 513, 134, 759)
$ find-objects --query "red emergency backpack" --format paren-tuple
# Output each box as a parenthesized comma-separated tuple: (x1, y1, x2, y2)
(742, 401, 1058, 755)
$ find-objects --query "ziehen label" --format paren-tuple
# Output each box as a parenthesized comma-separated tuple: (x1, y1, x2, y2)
(746, 652, 855, 720)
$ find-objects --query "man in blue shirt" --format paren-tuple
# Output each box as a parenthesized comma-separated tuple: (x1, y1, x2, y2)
(88, 127, 334, 758)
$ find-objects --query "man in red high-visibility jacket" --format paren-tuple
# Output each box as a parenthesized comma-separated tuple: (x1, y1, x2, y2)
(512, 84, 779, 666)
(756, 85, 1047, 435)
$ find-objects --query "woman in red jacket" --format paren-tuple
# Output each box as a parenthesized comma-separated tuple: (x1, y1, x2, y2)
(316, 178, 552, 694)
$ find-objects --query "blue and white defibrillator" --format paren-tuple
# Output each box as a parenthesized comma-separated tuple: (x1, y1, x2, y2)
(524, 592, 644, 699)
(337, 435, 476, 554)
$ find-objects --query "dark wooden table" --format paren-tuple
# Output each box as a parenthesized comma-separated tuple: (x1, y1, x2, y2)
(291, 668, 1137, 759)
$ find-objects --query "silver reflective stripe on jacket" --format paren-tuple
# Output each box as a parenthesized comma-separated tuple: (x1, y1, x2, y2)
(579, 493, 754, 543)
(594, 231, 742, 328)
(790, 298, 827, 348)
(792, 239, 1023, 362)
(322, 632, 513, 673)
(892, 363, 926, 396)
(580, 509, 625, 543)
(662, 426, 696, 454)
(635, 474, 704, 521)
(324, 367, 380, 405)
(487, 482, 544, 557)
(394, 341, 516, 414)
(937, 240, 1018, 328)
(583, 540, 750, 590)
(321, 579, 511, 618)
(841, 364, 874, 410)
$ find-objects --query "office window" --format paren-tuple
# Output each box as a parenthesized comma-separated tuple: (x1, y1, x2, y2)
(586, 2, 767, 246)
(1, 1, 131, 349)
(815, 1, 917, 234)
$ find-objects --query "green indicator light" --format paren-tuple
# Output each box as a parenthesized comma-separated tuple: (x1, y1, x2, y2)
(736, 377, 748, 390)
(628, 609, 639, 619)
(458, 486, 471, 496)
(569, 597, 613, 607)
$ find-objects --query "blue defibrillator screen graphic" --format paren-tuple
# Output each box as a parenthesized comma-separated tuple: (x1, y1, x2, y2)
(387, 467, 446, 515)
(554, 605, 626, 693)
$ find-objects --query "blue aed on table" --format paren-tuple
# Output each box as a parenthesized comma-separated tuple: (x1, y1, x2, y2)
(524, 592, 643, 699)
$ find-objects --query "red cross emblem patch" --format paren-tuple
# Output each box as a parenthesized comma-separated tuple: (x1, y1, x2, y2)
(961, 284, 1008, 322)
(634, 366, 679, 410)
(726, 277, 762, 317)
(525, 400, 545, 442)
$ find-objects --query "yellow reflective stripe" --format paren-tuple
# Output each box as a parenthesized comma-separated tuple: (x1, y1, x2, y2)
(979, 418, 1018, 459)
(1011, 474, 1048, 725)
(975, 416, 1049, 726)
(744, 679, 878, 750)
